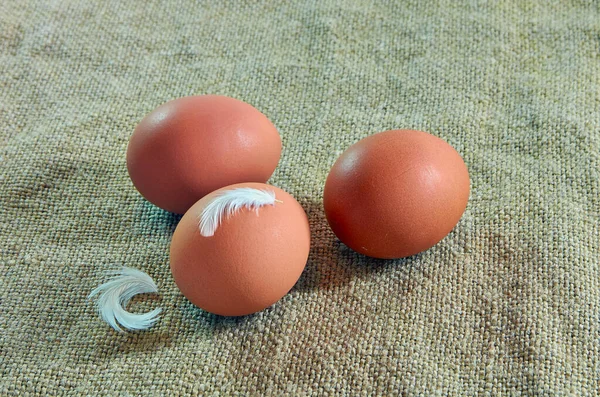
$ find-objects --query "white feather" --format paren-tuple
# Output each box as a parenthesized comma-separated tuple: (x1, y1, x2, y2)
(199, 187, 279, 237)
(88, 267, 161, 333)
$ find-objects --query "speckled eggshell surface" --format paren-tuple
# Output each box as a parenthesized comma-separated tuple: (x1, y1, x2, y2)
(127, 95, 282, 214)
(170, 182, 310, 317)
(323, 129, 470, 259)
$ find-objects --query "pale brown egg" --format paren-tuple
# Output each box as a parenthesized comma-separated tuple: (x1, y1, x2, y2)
(127, 95, 282, 214)
(323, 130, 470, 259)
(170, 182, 310, 316)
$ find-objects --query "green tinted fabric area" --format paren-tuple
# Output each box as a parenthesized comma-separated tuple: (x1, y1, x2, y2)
(1, 1, 599, 395)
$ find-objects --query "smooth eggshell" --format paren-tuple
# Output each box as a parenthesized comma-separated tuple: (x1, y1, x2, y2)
(323, 130, 470, 259)
(127, 95, 282, 214)
(170, 182, 310, 316)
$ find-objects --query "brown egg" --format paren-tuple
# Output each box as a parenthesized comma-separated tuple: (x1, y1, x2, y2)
(127, 95, 282, 214)
(170, 182, 310, 316)
(323, 130, 470, 259)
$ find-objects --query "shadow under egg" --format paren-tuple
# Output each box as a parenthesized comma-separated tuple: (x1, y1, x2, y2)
(133, 199, 183, 236)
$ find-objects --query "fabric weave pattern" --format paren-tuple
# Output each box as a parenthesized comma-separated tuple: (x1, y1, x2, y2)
(1, 1, 599, 395)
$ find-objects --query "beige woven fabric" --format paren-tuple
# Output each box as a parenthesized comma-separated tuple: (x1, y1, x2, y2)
(2, 0, 599, 395)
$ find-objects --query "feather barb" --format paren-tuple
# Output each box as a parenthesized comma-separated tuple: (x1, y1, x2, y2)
(199, 187, 279, 237)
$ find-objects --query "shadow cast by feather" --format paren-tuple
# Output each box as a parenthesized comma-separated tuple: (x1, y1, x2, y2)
(90, 329, 174, 359)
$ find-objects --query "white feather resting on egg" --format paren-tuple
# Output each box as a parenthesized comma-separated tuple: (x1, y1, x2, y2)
(199, 187, 282, 237)
(88, 267, 161, 332)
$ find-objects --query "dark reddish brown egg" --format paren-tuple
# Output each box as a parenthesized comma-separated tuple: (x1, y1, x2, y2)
(323, 130, 470, 259)
(127, 95, 281, 214)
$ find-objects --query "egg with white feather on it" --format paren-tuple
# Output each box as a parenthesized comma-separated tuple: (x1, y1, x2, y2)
(170, 182, 311, 316)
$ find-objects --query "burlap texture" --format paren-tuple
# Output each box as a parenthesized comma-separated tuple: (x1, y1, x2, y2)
(1, 1, 599, 395)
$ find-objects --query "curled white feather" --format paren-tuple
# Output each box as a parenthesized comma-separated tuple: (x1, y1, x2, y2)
(199, 187, 280, 237)
(88, 267, 161, 332)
